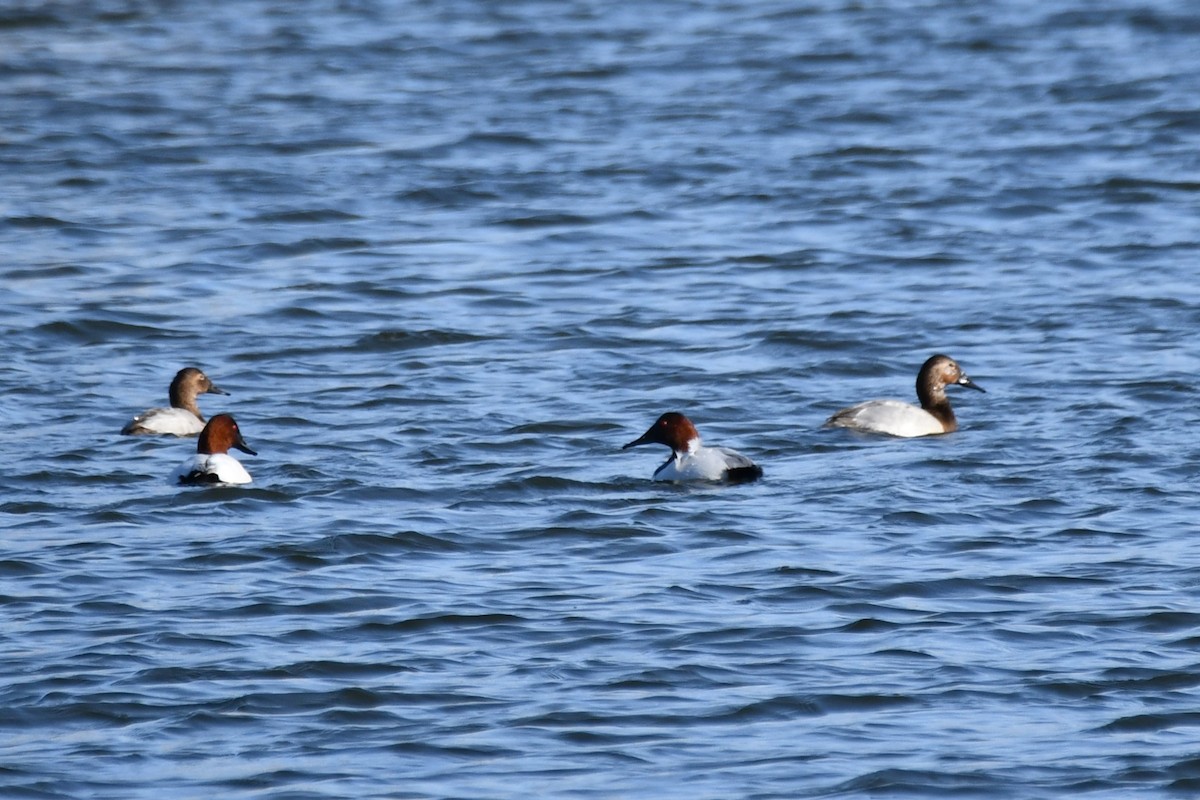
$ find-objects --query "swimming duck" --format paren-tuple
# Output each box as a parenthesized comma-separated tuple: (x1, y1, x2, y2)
(624, 412, 763, 482)
(172, 413, 256, 485)
(122, 367, 228, 436)
(825, 353, 985, 437)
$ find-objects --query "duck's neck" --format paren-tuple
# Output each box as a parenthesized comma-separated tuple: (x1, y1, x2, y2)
(917, 379, 956, 431)
(170, 388, 202, 418)
(927, 399, 957, 432)
(917, 378, 946, 410)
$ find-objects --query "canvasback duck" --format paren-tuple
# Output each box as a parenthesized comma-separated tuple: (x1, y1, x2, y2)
(825, 353, 985, 437)
(623, 412, 763, 482)
(122, 367, 228, 436)
(173, 413, 256, 486)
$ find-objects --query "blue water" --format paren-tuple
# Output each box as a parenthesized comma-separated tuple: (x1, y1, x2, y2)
(3, 1, 1200, 798)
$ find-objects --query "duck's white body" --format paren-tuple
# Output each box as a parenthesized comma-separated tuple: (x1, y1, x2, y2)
(825, 399, 945, 438)
(653, 442, 760, 482)
(127, 407, 205, 437)
(173, 453, 252, 485)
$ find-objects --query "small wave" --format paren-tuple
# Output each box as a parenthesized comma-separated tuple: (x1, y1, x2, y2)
(356, 329, 490, 351)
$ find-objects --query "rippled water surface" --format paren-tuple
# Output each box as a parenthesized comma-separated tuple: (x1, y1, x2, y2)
(4, 1, 1200, 798)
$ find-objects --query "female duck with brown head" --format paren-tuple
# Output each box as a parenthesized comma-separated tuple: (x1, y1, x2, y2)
(825, 354, 985, 437)
(623, 412, 763, 482)
(122, 367, 229, 436)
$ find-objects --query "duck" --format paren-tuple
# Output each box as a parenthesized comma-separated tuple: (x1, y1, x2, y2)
(623, 412, 763, 482)
(825, 353, 985, 437)
(172, 413, 256, 485)
(122, 367, 228, 436)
